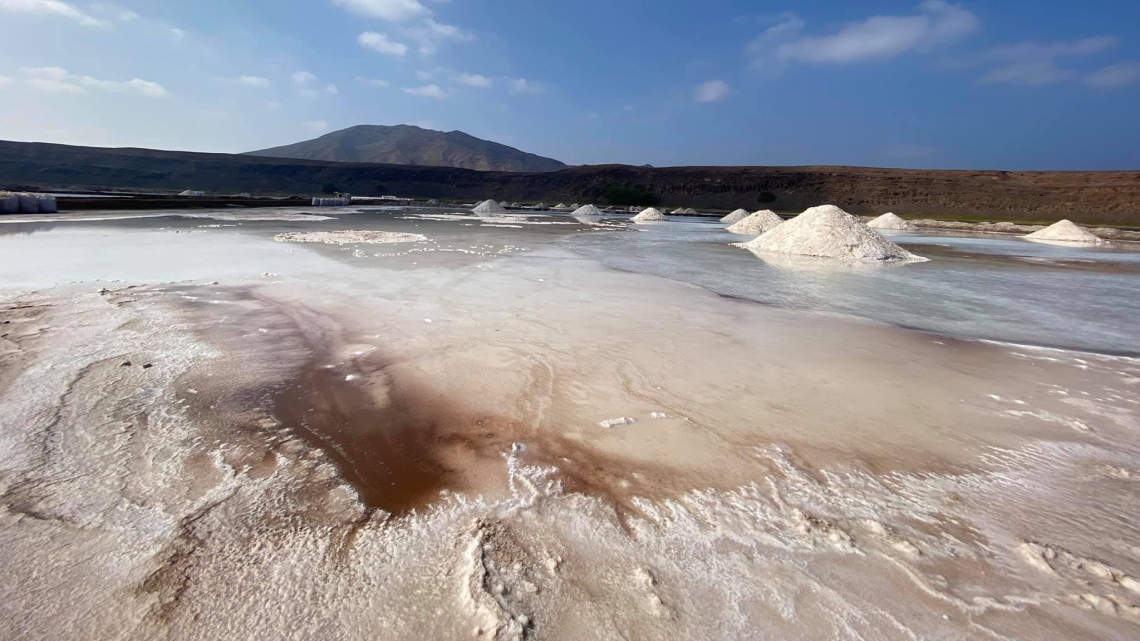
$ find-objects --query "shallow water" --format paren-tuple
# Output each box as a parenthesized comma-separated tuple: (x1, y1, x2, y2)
(3, 209, 1137, 356)
(560, 217, 1140, 355)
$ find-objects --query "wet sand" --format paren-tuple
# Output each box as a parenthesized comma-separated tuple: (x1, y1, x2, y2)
(1, 211, 1139, 640)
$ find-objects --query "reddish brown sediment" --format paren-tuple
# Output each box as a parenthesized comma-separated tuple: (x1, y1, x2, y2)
(270, 357, 523, 514)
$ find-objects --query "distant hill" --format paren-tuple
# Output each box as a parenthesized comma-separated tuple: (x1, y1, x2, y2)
(245, 124, 567, 172)
(2, 139, 1139, 224)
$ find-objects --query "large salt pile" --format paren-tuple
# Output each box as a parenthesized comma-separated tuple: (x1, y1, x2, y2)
(473, 199, 509, 215)
(632, 207, 667, 223)
(727, 210, 784, 235)
(720, 209, 750, 224)
(1024, 219, 1105, 244)
(737, 205, 926, 262)
(571, 204, 603, 217)
(868, 212, 912, 230)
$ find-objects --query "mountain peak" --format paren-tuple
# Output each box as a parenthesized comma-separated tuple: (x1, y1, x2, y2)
(245, 124, 566, 172)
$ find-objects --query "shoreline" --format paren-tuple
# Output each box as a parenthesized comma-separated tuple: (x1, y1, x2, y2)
(4, 203, 1139, 242)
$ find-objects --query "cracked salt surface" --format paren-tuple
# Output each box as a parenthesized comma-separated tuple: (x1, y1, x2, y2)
(1, 208, 1138, 640)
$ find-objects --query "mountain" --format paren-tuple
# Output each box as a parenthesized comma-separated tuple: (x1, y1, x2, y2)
(245, 124, 567, 172)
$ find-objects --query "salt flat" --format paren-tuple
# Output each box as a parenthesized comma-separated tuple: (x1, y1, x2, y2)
(1, 208, 1138, 640)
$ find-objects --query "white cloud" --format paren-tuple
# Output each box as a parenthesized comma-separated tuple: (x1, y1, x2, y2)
(401, 18, 473, 55)
(303, 120, 330, 132)
(623, 104, 634, 111)
(981, 61, 1073, 86)
(20, 66, 169, 97)
(507, 78, 545, 95)
(750, 1, 978, 68)
(984, 37, 1118, 62)
(358, 31, 408, 57)
(414, 70, 434, 80)
(267, 101, 282, 110)
(0, 0, 107, 27)
(95, 7, 188, 41)
(119, 78, 169, 98)
(326, 83, 339, 95)
(292, 71, 319, 86)
(455, 72, 491, 88)
(20, 66, 83, 93)
(694, 80, 730, 103)
(234, 76, 271, 88)
(332, 0, 427, 22)
(0, 75, 14, 88)
(974, 37, 1118, 86)
(403, 83, 447, 98)
(1087, 61, 1140, 90)
(355, 77, 391, 88)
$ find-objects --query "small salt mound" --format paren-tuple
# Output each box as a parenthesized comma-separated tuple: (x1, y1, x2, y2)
(727, 210, 783, 235)
(571, 204, 603, 217)
(720, 209, 750, 224)
(868, 212, 912, 230)
(554, 203, 568, 210)
(632, 207, 667, 223)
(737, 205, 926, 262)
(1024, 219, 1105, 244)
(473, 200, 508, 215)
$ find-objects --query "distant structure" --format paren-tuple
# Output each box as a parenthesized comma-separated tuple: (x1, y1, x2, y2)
(1, 191, 57, 214)
(312, 193, 352, 206)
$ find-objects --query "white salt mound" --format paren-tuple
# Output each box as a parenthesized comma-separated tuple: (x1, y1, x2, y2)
(868, 212, 912, 230)
(1024, 219, 1105, 244)
(720, 209, 750, 224)
(727, 210, 784, 235)
(571, 204, 603, 217)
(738, 205, 926, 262)
(473, 199, 508, 215)
(632, 208, 667, 223)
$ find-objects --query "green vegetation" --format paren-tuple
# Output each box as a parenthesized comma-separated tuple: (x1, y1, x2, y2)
(604, 186, 659, 207)
(374, 183, 388, 195)
(756, 191, 776, 204)
(321, 182, 339, 194)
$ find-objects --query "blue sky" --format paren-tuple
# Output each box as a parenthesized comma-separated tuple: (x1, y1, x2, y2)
(1, 0, 1138, 169)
